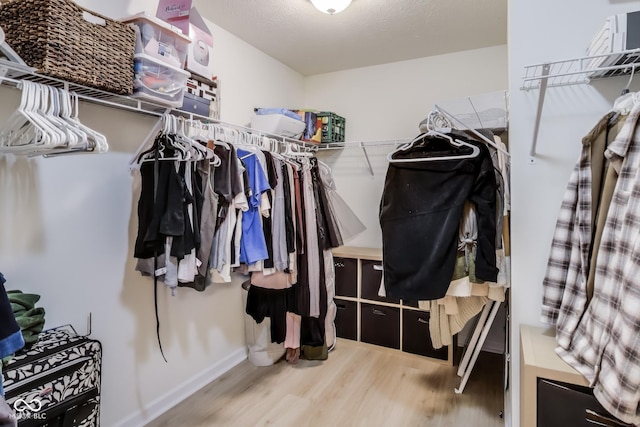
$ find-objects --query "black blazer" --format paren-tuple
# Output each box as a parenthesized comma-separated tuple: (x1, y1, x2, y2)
(380, 132, 498, 300)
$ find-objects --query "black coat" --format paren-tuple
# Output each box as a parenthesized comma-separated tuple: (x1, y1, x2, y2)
(380, 132, 498, 301)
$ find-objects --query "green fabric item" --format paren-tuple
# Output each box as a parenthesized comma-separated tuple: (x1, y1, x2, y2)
(15, 307, 45, 328)
(7, 291, 40, 311)
(452, 251, 483, 283)
(10, 303, 26, 315)
(7, 291, 45, 349)
(301, 344, 328, 361)
(15, 307, 46, 345)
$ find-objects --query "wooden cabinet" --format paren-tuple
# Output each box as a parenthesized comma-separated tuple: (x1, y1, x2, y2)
(332, 246, 453, 364)
(520, 325, 628, 427)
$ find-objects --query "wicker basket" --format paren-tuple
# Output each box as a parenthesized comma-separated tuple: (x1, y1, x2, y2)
(0, 0, 136, 94)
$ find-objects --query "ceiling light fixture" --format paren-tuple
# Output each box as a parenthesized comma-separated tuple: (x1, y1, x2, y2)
(310, 0, 352, 15)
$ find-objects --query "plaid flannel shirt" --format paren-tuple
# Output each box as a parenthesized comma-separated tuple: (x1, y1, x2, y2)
(556, 104, 640, 425)
(541, 112, 617, 341)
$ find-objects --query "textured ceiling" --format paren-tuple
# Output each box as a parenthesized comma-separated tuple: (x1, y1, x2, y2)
(192, 0, 507, 76)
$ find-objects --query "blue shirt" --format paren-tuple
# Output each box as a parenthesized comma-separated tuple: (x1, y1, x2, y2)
(237, 149, 271, 264)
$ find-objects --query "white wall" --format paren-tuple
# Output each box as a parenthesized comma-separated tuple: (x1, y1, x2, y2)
(508, 2, 640, 426)
(305, 45, 508, 248)
(0, 3, 304, 426)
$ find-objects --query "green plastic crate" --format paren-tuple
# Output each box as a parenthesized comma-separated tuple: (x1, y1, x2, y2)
(317, 112, 345, 143)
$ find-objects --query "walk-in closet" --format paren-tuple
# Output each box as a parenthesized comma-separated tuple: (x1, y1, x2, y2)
(1, 0, 640, 426)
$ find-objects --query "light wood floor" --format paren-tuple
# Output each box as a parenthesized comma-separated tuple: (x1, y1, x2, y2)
(147, 339, 504, 427)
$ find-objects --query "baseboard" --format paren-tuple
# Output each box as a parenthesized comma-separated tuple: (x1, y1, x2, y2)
(115, 348, 248, 427)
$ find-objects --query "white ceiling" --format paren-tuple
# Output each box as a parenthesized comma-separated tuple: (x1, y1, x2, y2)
(192, 0, 508, 76)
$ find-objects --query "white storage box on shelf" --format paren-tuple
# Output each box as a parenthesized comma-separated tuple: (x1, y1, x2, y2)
(250, 113, 306, 139)
(132, 53, 190, 107)
(120, 12, 190, 69)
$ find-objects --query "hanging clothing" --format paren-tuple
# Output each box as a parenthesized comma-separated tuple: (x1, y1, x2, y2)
(543, 104, 640, 425)
(238, 149, 271, 265)
(211, 151, 249, 283)
(271, 158, 289, 271)
(380, 132, 498, 301)
(302, 162, 321, 317)
(187, 160, 219, 292)
(541, 111, 625, 331)
(318, 162, 366, 243)
(132, 127, 362, 367)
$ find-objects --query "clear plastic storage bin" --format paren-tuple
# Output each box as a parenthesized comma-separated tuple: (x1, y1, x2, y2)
(121, 12, 190, 69)
(132, 53, 190, 107)
(250, 113, 306, 139)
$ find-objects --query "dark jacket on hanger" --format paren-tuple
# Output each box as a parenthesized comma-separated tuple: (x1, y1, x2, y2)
(380, 132, 498, 301)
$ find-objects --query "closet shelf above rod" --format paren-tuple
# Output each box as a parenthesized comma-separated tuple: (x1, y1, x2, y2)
(0, 60, 317, 153)
(522, 48, 640, 159)
(521, 48, 640, 90)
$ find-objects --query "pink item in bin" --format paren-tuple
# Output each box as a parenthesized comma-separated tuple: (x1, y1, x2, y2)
(156, 0, 192, 35)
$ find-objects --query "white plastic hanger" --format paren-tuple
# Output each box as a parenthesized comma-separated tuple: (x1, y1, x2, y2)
(434, 105, 510, 158)
(0, 81, 67, 154)
(40, 89, 108, 157)
(69, 92, 108, 153)
(612, 65, 638, 115)
(387, 130, 480, 163)
(283, 140, 313, 158)
(0, 81, 44, 151)
(25, 86, 81, 157)
(30, 83, 66, 148)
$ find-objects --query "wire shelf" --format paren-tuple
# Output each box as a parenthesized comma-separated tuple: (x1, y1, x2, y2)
(434, 90, 508, 131)
(0, 60, 318, 153)
(522, 48, 640, 90)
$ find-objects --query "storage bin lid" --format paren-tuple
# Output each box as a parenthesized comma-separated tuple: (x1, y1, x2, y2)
(120, 12, 191, 43)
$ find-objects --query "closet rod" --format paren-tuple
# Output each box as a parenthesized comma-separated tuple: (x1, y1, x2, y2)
(317, 139, 410, 150)
(318, 139, 411, 176)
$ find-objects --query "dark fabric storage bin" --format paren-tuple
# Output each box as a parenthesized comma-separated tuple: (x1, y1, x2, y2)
(537, 379, 629, 427)
(334, 257, 357, 298)
(360, 303, 400, 349)
(179, 92, 211, 116)
(402, 310, 448, 360)
(361, 259, 400, 304)
(334, 299, 357, 341)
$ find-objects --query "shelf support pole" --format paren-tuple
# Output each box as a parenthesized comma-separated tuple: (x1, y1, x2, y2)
(360, 142, 374, 176)
(530, 63, 550, 159)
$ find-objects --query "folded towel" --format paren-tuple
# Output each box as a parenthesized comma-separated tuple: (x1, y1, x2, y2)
(15, 307, 45, 346)
(7, 291, 40, 311)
